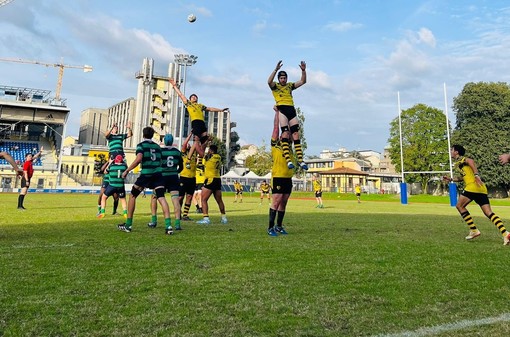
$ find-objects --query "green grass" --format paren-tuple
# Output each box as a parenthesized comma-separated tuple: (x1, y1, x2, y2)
(1, 192, 510, 336)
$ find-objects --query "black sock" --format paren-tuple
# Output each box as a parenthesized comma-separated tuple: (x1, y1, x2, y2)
(269, 208, 277, 229)
(277, 210, 285, 227)
(18, 195, 25, 208)
(113, 199, 119, 213)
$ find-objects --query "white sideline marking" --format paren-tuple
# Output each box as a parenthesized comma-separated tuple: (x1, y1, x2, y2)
(373, 313, 510, 337)
(11, 243, 75, 249)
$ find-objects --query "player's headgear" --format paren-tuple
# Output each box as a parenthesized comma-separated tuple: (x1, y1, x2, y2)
(277, 71, 287, 78)
(164, 134, 174, 146)
(114, 155, 123, 164)
(189, 94, 198, 100)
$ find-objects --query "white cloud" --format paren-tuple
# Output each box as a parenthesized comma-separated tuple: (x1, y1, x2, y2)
(324, 21, 363, 32)
(417, 28, 436, 47)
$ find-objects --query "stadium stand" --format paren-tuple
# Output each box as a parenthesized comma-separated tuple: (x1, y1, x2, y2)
(0, 141, 42, 166)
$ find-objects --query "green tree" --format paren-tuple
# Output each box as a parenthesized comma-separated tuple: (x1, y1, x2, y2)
(387, 103, 450, 192)
(228, 130, 241, 169)
(451, 82, 510, 192)
(245, 142, 272, 176)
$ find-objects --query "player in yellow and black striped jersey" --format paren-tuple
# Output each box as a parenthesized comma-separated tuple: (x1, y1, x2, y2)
(259, 180, 271, 205)
(312, 175, 324, 208)
(268, 60, 308, 171)
(194, 143, 227, 225)
(445, 144, 510, 245)
(179, 133, 197, 221)
(233, 180, 243, 203)
(267, 108, 294, 236)
(169, 78, 229, 162)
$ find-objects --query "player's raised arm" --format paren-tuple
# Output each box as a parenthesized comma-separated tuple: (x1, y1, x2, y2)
(0, 151, 22, 173)
(268, 60, 282, 88)
(169, 78, 189, 104)
(126, 121, 133, 138)
(294, 61, 307, 89)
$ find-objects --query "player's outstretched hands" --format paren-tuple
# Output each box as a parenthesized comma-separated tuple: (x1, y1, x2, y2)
(275, 60, 283, 71)
(299, 61, 306, 71)
(499, 153, 510, 165)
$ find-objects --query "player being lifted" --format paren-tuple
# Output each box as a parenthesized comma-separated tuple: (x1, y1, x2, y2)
(169, 78, 229, 163)
(268, 60, 308, 170)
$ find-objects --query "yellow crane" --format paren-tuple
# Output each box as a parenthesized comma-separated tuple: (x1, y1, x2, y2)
(0, 57, 93, 100)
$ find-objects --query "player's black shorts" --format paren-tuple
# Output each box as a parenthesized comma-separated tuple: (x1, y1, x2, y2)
(163, 174, 180, 193)
(191, 120, 207, 137)
(21, 177, 30, 187)
(101, 178, 109, 189)
(195, 183, 204, 191)
(109, 151, 125, 160)
(104, 185, 126, 198)
(134, 173, 164, 190)
(235, 190, 243, 195)
(179, 176, 196, 196)
(315, 191, 322, 198)
(203, 177, 221, 191)
(271, 177, 292, 194)
(462, 190, 490, 206)
(261, 191, 270, 195)
(276, 105, 297, 121)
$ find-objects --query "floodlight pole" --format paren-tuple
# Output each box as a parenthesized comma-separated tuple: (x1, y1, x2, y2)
(173, 54, 198, 149)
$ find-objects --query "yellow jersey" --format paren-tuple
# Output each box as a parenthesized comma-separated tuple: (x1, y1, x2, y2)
(260, 182, 271, 193)
(355, 186, 361, 194)
(313, 180, 322, 192)
(180, 150, 197, 178)
(185, 102, 206, 122)
(195, 166, 205, 184)
(271, 82, 295, 106)
(204, 153, 221, 179)
(455, 156, 487, 194)
(234, 181, 243, 192)
(271, 138, 294, 178)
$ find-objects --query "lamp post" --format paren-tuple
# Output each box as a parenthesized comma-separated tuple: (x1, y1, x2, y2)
(173, 54, 198, 149)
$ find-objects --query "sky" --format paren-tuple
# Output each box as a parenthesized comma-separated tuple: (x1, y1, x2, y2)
(1, 0, 510, 156)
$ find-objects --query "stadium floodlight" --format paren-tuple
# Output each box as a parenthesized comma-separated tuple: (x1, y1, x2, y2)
(173, 54, 198, 149)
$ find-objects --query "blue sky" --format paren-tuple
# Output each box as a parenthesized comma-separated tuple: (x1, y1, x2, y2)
(1, 0, 510, 156)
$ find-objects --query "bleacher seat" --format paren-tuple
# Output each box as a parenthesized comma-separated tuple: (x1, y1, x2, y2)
(0, 141, 42, 166)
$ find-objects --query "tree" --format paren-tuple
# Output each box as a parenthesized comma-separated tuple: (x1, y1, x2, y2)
(245, 142, 272, 176)
(387, 103, 450, 192)
(451, 82, 510, 192)
(228, 130, 241, 169)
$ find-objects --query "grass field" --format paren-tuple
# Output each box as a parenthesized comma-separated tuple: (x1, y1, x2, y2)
(1, 192, 510, 336)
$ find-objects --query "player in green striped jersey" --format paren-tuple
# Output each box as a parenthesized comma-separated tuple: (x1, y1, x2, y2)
(97, 155, 128, 219)
(148, 134, 184, 230)
(105, 121, 132, 158)
(120, 127, 172, 234)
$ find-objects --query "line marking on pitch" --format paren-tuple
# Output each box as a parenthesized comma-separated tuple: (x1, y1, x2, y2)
(11, 243, 76, 249)
(373, 313, 510, 337)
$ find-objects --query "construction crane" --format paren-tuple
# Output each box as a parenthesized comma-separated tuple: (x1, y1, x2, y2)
(0, 0, 15, 7)
(0, 57, 93, 100)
